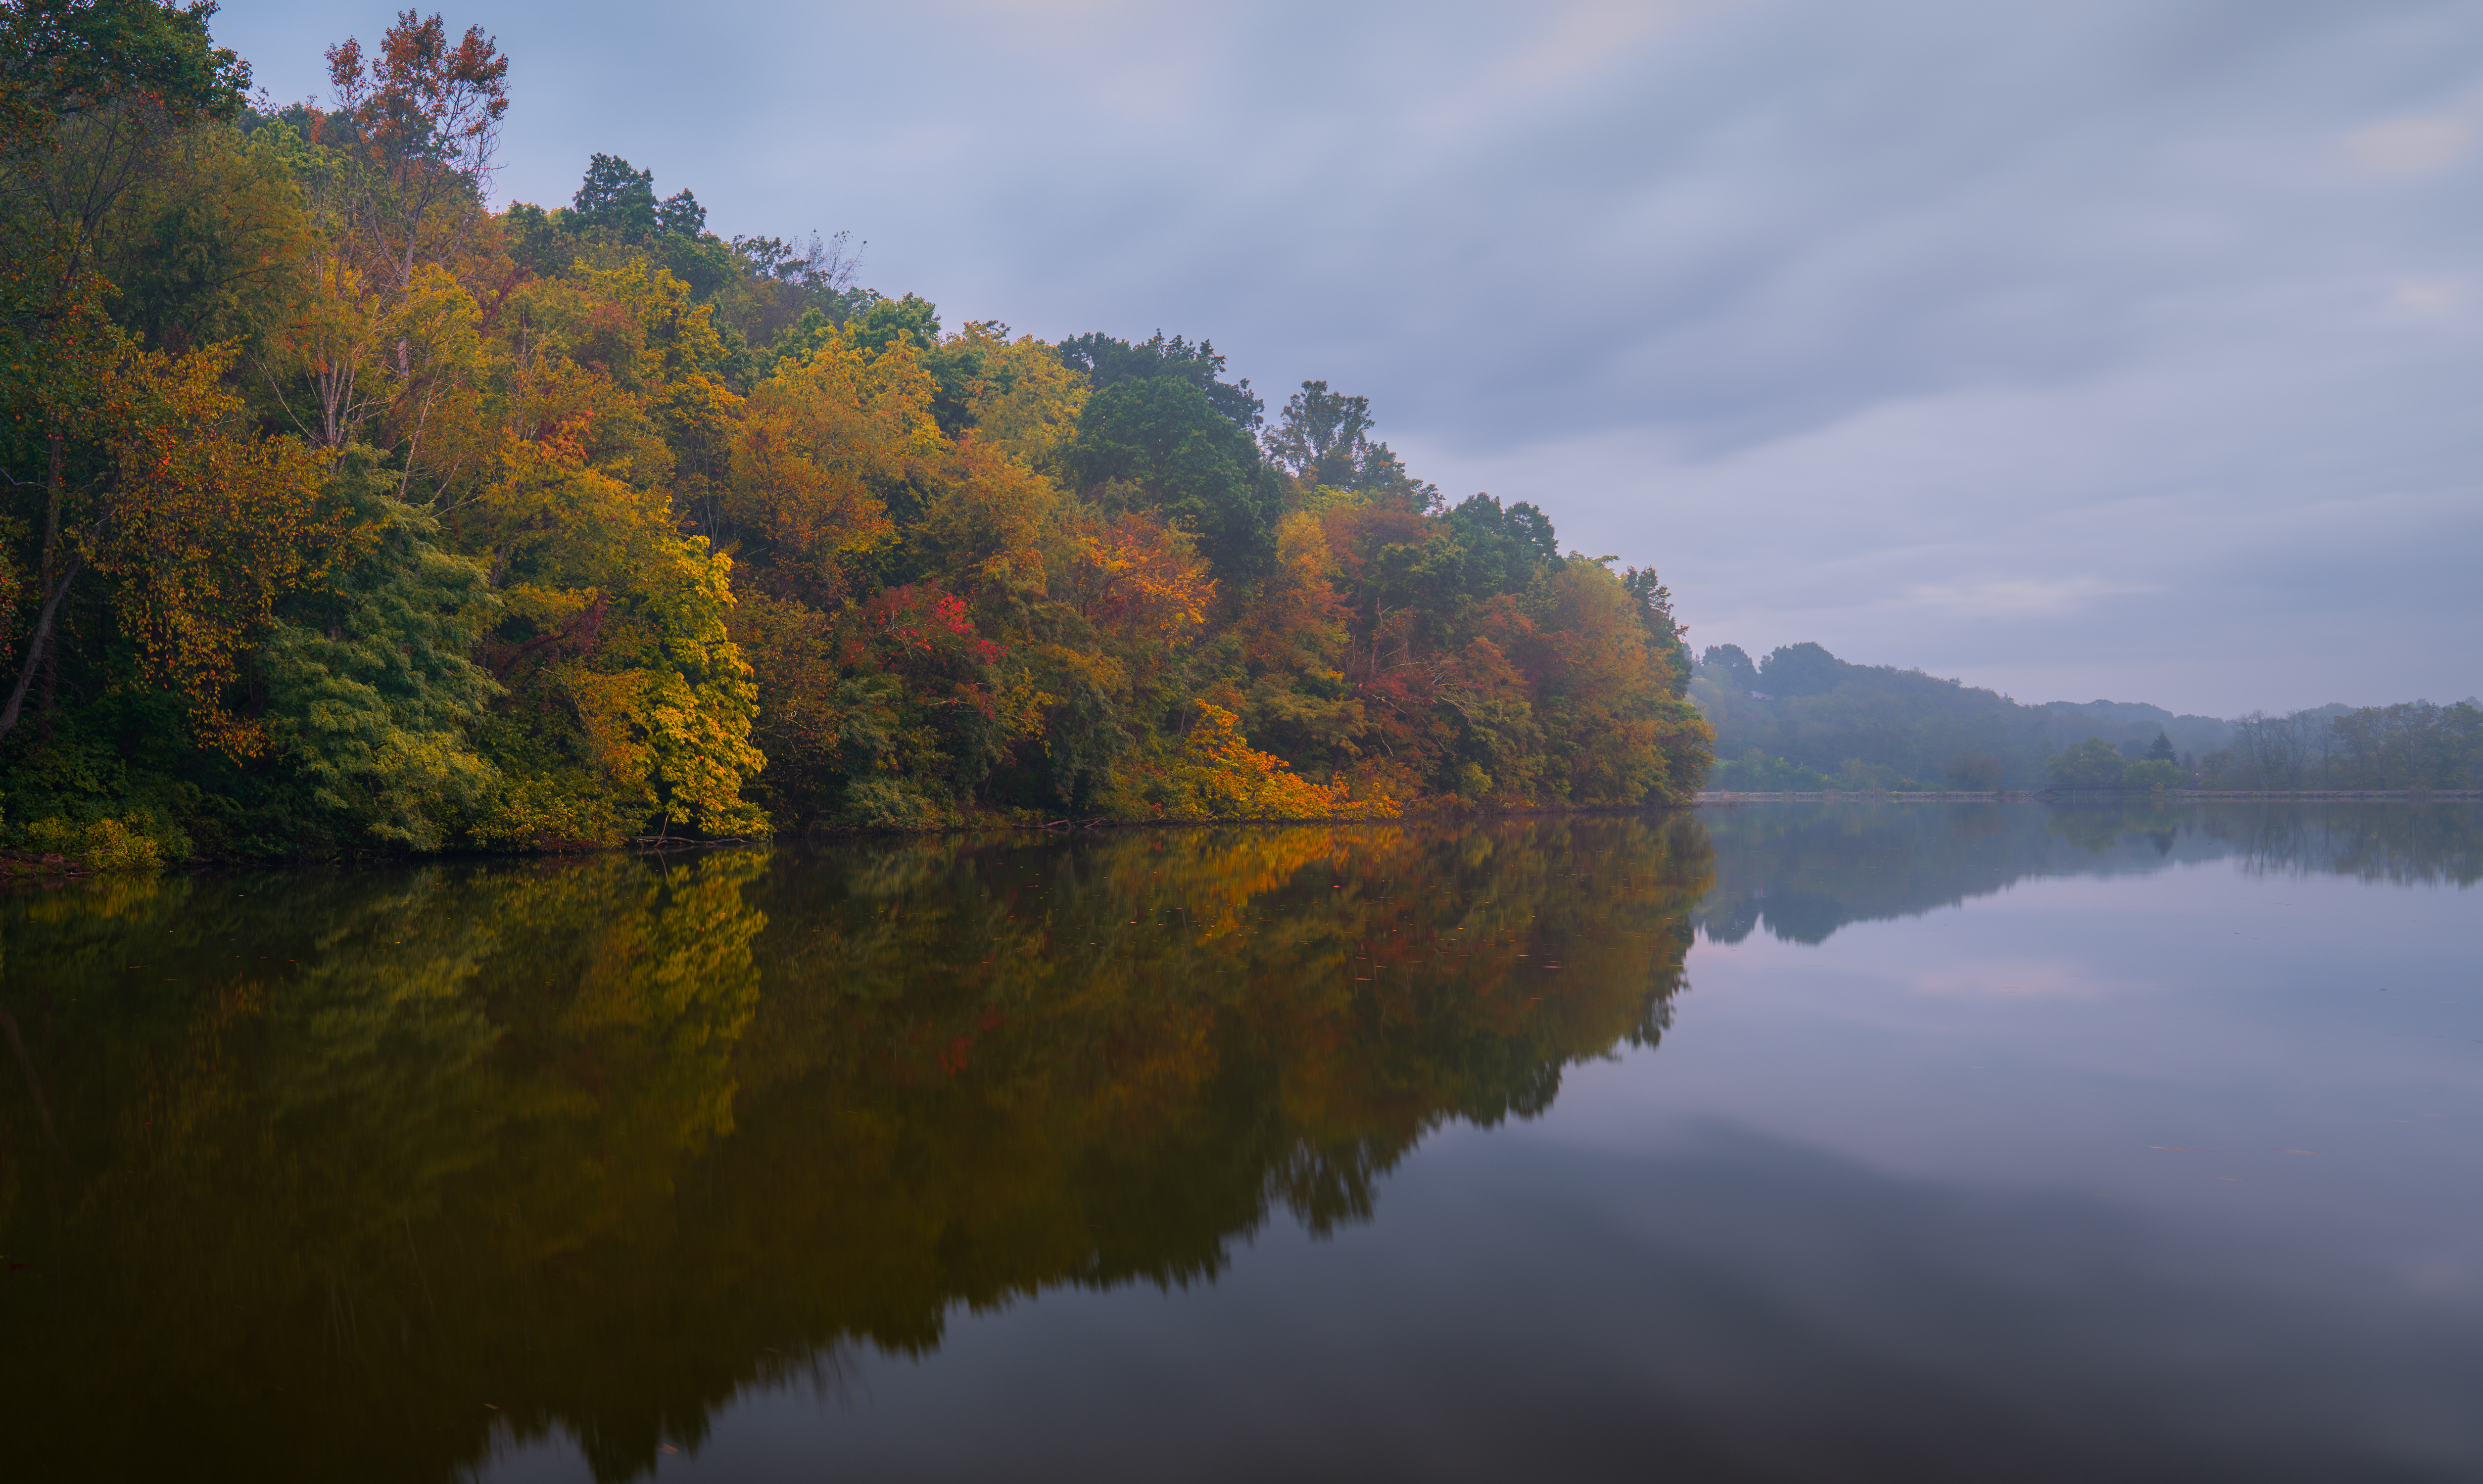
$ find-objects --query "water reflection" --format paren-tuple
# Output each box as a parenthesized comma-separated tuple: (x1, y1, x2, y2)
(0, 818, 1710, 1483)
(1695, 800, 2482, 945)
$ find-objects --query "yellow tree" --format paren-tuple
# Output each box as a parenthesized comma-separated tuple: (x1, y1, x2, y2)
(1237, 510, 1364, 772)
(1168, 702, 1396, 821)
(723, 337, 935, 598)
(453, 261, 767, 844)
(949, 322, 1087, 477)
(0, 343, 347, 751)
(271, 12, 508, 459)
(1519, 560, 1713, 805)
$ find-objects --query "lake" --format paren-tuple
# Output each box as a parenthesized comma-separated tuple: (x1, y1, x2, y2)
(1, 803, 2476, 1482)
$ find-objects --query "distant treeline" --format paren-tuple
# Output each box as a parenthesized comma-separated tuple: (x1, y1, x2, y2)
(0, 4, 1708, 865)
(2029, 700, 2480, 793)
(1693, 643, 2480, 794)
(2197, 702, 2483, 792)
(1690, 642, 2231, 791)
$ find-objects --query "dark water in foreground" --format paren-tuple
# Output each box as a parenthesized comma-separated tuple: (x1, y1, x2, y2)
(1, 803, 2477, 1483)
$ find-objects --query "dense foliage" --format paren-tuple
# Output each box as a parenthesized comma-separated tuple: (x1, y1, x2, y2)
(0, 4, 1709, 861)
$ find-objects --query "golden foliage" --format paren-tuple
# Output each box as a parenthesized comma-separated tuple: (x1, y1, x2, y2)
(82, 345, 349, 754)
(916, 437, 1061, 597)
(1069, 510, 1215, 649)
(1242, 511, 1351, 673)
(1168, 702, 1398, 822)
(726, 339, 933, 586)
(950, 323, 1088, 474)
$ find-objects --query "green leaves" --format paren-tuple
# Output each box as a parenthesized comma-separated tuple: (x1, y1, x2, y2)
(0, 0, 251, 158)
(568, 152, 656, 236)
(1068, 375, 1282, 580)
(259, 451, 500, 849)
(2049, 737, 2127, 790)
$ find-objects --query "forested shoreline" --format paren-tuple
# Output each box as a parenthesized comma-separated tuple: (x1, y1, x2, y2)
(0, 3, 1712, 867)
(1691, 642, 2482, 796)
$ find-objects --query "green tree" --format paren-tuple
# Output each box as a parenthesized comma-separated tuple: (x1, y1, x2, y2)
(653, 186, 702, 237)
(1055, 329, 1261, 427)
(2, 0, 258, 740)
(256, 447, 499, 849)
(845, 291, 940, 357)
(1701, 644, 1758, 693)
(2120, 758, 2185, 791)
(0, 0, 248, 155)
(1944, 753, 2004, 790)
(2048, 737, 2126, 789)
(1068, 374, 1282, 579)
(1758, 641, 1843, 697)
(567, 151, 656, 237)
(1443, 493, 1558, 598)
(1621, 567, 1692, 698)
(1261, 379, 1433, 503)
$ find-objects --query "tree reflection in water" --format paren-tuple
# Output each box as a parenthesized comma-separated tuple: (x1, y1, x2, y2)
(0, 816, 1710, 1482)
(1694, 799, 2481, 946)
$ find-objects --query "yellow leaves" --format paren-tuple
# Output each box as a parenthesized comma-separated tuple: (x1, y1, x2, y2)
(1168, 703, 1398, 822)
(564, 667, 656, 788)
(496, 582, 596, 630)
(271, 252, 393, 444)
(380, 261, 486, 472)
(24, 816, 164, 872)
(493, 278, 679, 484)
(503, 538, 765, 838)
(472, 771, 637, 850)
(475, 436, 675, 590)
(636, 537, 766, 835)
(1242, 510, 1350, 673)
(452, 260, 770, 839)
(949, 324, 1088, 475)
(573, 258, 730, 395)
(726, 339, 934, 582)
(918, 437, 1060, 597)
(1521, 561, 1715, 805)
(390, 263, 484, 379)
(82, 343, 347, 756)
(642, 665, 766, 835)
(1070, 510, 1215, 649)
(1032, 642, 1129, 699)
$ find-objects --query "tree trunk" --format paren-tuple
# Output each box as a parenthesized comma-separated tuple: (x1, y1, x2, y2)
(0, 431, 80, 743)
(0, 554, 80, 743)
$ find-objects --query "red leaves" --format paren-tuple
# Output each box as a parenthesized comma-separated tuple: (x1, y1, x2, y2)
(326, 11, 509, 164)
(483, 596, 611, 681)
(849, 584, 1005, 727)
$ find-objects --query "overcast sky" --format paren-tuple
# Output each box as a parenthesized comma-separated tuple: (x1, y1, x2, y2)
(216, 0, 2483, 716)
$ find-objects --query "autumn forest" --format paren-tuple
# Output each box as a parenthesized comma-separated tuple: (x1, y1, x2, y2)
(0, 2, 1714, 864)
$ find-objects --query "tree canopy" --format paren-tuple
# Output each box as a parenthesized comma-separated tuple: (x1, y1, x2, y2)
(0, 9, 1711, 862)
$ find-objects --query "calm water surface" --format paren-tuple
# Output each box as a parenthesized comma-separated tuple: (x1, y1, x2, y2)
(1, 804, 2476, 1482)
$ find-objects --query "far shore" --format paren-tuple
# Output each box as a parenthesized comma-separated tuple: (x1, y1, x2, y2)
(1696, 789, 2483, 803)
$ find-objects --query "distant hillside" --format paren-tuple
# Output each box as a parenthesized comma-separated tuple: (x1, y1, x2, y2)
(1689, 643, 2234, 790)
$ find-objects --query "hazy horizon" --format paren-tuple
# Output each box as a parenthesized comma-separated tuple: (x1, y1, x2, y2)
(218, 0, 2483, 717)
